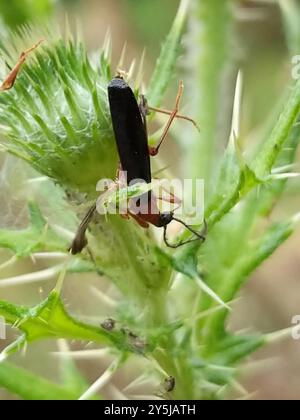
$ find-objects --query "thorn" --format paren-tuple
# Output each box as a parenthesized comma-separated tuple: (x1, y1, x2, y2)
(78, 355, 123, 400)
(265, 326, 295, 344)
(0, 255, 18, 272)
(292, 212, 300, 224)
(32, 252, 68, 260)
(241, 357, 281, 375)
(75, 18, 84, 43)
(30, 254, 37, 265)
(54, 263, 68, 295)
(233, 130, 246, 171)
(127, 59, 136, 82)
(127, 394, 163, 400)
(235, 392, 257, 401)
(174, 0, 190, 29)
(57, 339, 71, 356)
(147, 356, 169, 378)
(0, 264, 64, 288)
(229, 70, 243, 146)
(185, 298, 239, 324)
(200, 380, 223, 392)
(51, 224, 75, 241)
(90, 285, 119, 309)
(64, 14, 73, 41)
(117, 42, 127, 71)
(229, 379, 249, 397)
(26, 176, 49, 184)
(0, 352, 7, 363)
(135, 48, 146, 91)
(51, 348, 110, 360)
(235, 7, 269, 22)
(107, 384, 128, 400)
(0, 334, 27, 359)
(194, 275, 230, 310)
(21, 340, 28, 357)
(272, 164, 297, 174)
(103, 29, 112, 61)
(122, 374, 157, 393)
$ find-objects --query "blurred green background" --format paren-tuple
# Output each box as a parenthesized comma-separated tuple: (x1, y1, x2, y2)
(0, 0, 300, 400)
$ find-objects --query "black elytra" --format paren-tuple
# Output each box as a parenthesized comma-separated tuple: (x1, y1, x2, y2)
(108, 77, 151, 185)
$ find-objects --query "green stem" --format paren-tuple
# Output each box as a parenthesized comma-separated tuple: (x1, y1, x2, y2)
(89, 216, 171, 328)
(184, 0, 234, 185)
(0, 361, 81, 400)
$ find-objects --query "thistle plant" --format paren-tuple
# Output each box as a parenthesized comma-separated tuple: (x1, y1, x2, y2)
(0, 0, 299, 400)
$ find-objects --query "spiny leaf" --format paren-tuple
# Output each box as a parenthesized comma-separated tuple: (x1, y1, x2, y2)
(206, 73, 300, 229)
(0, 288, 166, 359)
(198, 214, 296, 352)
(0, 290, 129, 359)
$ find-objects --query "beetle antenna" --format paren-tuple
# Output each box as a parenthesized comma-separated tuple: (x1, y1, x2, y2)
(172, 217, 207, 240)
(163, 219, 207, 249)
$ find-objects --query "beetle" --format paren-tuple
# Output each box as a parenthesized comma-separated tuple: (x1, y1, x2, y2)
(70, 75, 206, 253)
(107, 75, 206, 247)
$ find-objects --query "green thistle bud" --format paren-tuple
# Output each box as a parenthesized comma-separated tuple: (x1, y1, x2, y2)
(0, 35, 117, 194)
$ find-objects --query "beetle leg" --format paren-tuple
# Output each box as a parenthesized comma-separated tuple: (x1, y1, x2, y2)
(0, 40, 43, 92)
(148, 81, 184, 156)
(120, 213, 131, 220)
(139, 83, 199, 157)
(69, 204, 97, 254)
(139, 94, 149, 138)
(156, 186, 182, 205)
(128, 212, 150, 228)
(116, 166, 128, 188)
(147, 106, 200, 133)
